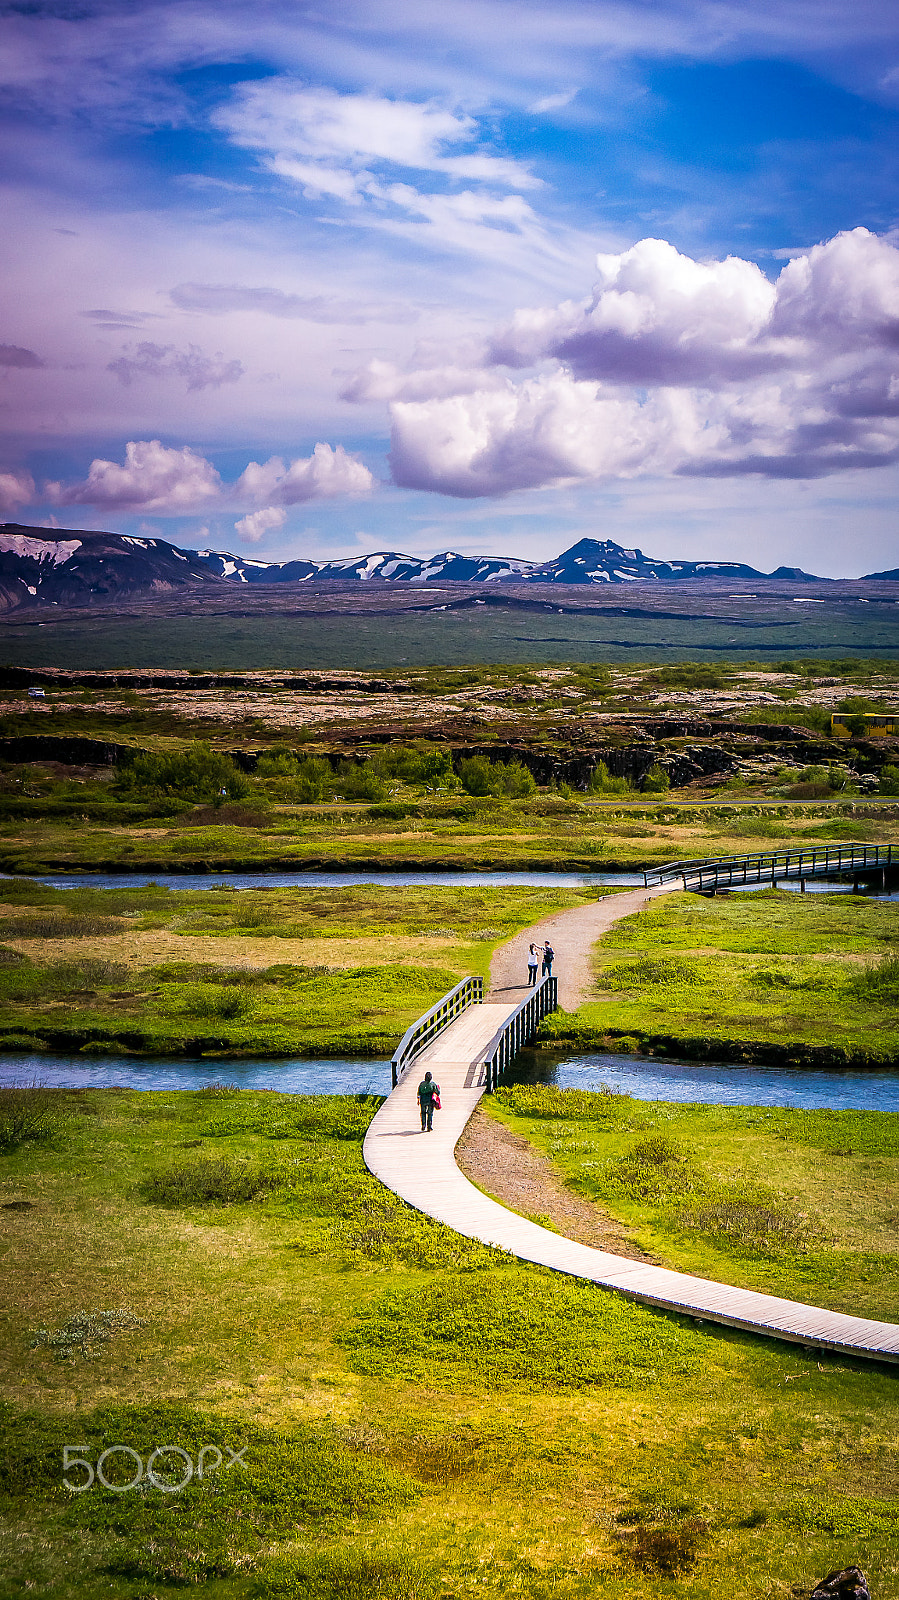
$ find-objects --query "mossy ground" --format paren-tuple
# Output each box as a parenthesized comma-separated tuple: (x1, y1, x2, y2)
(540, 888, 899, 1065)
(488, 1087, 899, 1321)
(1, 1088, 899, 1599)
(0, 882, 594, 1056)
(0, 794, 897, 874)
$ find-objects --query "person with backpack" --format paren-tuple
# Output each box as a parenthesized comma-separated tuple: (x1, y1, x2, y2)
(417, 1069, 441, 1132)
(542, 941, 555, 979)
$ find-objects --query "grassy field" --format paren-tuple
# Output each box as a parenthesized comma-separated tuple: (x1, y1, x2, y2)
(488, 1087, 899, 1322)
(1, 1085, 899, 1600)
(1, 796, 897, 875)
(0, 881, 594, 1056)
(2, 603, 898, 668)
(540, 889, 899, 1066)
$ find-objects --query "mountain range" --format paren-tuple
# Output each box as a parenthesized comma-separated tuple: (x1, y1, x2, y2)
(0, 523, 879, 613)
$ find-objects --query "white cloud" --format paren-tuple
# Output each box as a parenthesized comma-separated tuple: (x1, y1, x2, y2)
(488, 236, 781, 384)
(528, 89, 578, 113)
(0, 470, 36, 514)
(47, 440, 373, 513)
(169, 282, 415, 324)
(48, 440, 223, 511)
(235, 505, 287, 542)
(235, 442, 374, 504)
(108, 342, 245, 390)
(216, 82, 539, 190)
(389, 373, 717, 496)
(382, 228, 899, 493)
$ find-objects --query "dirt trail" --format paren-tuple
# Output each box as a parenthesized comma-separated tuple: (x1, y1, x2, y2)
(456, 1106, 652, 1259)
(487, 884, 675, 1011)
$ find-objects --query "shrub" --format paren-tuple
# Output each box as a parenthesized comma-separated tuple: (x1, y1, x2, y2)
(641, 763, 671, 793)
(458, 755, 535, 798)
(168, 981, 260, 1020)
(879, 764, 899, 796)
(0, 1401, 418, 1585)
(589, 760, 634, 796)
(0, 1083, 60, 1151)
(617, 1517, 708, 1575)
(142, 1155, 271, 1204)
(495, 1085, 627, 1121)
(259, 1548, 438, 1600)
(30, 1309, 146, 1362)
(849, 953, 899, 1004)
(117, 742, 250, 803)
(675, 1197, 820, 1254)
(340, 1267, 695, 1389)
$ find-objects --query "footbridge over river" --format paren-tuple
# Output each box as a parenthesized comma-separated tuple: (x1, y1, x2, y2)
(644, 841, 894, 895)
(364, 871, 899, 1366)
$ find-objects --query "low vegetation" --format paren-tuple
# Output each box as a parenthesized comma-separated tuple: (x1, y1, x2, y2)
(0, 881, 593, 1056)
(489, 1087, 899, 1321)
(540, 888, 899, 1066)
(1, 1087, 898, 1599)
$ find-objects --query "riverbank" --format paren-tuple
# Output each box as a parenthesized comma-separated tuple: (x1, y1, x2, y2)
(1, 795, 898, 879)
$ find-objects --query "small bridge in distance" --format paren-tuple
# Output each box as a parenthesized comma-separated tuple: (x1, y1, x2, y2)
(643, 841, 894, 895)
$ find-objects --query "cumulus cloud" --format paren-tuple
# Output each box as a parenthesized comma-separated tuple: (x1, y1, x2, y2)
(379, 228, 899, 492)
(48, 440, 224, 511)
(0, 470, 36, 514)
(108, 342, 245, 390)
(235, 443, 374, 505)
(390, 374, 713, 496)
(47, 440, 374, 514)
(235, 505, 287, 542)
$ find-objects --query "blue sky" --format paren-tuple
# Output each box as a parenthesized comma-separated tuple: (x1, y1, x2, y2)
(1, 0, 899, 575)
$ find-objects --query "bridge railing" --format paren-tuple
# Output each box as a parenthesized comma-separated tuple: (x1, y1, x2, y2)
(391, 975, 483, 1088)
(481, 976, 558, 1093)
(644, 842, 892, 892)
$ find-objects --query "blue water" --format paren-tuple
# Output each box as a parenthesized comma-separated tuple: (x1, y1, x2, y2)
(28, 869, 643, 891)
(520, 1052, 899, 1112)
(0, 1053, 393, 1094)
(3, 1048, 897, 1111)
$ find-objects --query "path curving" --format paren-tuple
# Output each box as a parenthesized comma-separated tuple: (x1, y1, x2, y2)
(488, 884, 672, 1010)
(364, 891, 899, 1364)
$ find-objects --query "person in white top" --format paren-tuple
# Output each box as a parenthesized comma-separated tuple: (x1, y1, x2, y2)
(526, 943, 540, 986)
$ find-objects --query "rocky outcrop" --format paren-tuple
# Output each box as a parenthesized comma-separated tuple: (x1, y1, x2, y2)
(809, 1568, 871, 1600)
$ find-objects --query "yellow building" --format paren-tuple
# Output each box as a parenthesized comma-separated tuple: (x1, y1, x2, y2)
(831, 711, 898, 736)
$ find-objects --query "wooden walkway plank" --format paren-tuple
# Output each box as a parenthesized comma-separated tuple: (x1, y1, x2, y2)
(364, 1004, 899, 1364)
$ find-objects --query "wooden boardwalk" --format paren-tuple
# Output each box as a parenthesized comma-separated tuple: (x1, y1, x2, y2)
(364, 1004, 899, 1365)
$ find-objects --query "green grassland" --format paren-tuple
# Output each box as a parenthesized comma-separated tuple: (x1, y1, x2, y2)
(489, 1087, 899, 1322)
(540, 889, 899, 1066)
(1, 794, 897, 875)
(0, 881, 594, 1056)
(2, 1086, 899, 1599)
(2, 601, 899, 668)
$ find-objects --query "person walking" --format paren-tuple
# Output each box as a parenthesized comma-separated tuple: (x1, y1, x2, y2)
(417, 1069, 440, 1132)
(526, 943, 540, 986)
(542, 940, 555, 979)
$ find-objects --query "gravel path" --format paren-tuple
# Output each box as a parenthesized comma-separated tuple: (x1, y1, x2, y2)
(488, 884, 674, 1010)
(456, 1106, 652, 1259)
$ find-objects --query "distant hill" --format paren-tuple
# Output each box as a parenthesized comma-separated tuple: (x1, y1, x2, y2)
(862, 567, 899, 581)
(0, 523, 836, 613)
